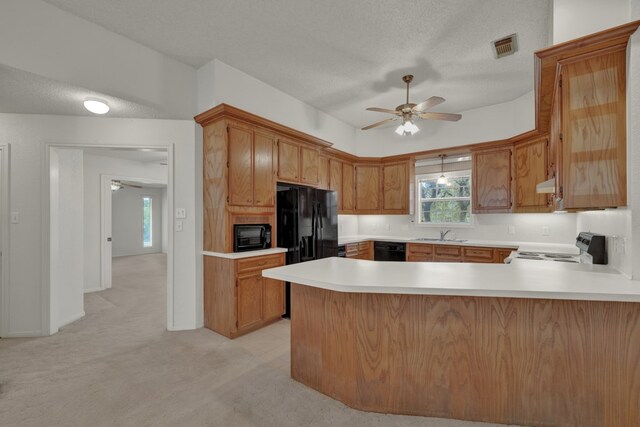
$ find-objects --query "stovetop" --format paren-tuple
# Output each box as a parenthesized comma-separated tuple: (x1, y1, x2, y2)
(513, 251, 581, 263)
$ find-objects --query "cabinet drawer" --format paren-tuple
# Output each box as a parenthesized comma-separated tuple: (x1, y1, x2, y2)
(462, 247, 495, 262)
(433, 257, 463, 263)
(407, 243, 434, 255)
(434, 245, 462, 258)
(345, 243, 358, 254)
(236, 254, 283, 274)
(407, 254, 432, 262)
(357, 241, 371, 251)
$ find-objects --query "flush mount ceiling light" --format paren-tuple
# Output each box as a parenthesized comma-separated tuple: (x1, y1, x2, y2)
(436, 154, 449, 186)
(84, 99, 110, 115)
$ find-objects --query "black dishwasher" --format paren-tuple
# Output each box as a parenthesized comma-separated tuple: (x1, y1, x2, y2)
(374, 241, 406, 261)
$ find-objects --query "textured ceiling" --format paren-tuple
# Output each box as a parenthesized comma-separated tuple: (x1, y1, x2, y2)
(0, 64, 173, 119)
(40, 1, 551, 127)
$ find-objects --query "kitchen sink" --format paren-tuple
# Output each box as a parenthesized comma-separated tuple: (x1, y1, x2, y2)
(413, 237, 468, 243)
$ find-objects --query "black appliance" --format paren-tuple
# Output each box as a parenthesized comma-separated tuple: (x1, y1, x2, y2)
(338, 245, 346, 258)
(233, 224, 271, 252)
(277, 185, 338, 317)
(576, 232, 607, 264)
(374, 241, 406, 261)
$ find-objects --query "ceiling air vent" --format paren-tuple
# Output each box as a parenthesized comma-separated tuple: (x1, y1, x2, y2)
(492, 34, 518, 59)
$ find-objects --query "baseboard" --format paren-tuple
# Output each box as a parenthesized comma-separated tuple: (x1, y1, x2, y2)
(4, 329, 44, 338)
(84, 287, 103, 293)
(167, 323, 198, 332)
(56, 311, 86, 331)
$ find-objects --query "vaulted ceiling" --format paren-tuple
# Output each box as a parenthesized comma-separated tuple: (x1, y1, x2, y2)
(26, 1, 553, 127)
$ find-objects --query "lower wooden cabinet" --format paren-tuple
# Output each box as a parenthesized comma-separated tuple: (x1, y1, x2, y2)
(406, 243, 516, 264)
(345, 241, 373, 260)
(204, 253, 285, 338)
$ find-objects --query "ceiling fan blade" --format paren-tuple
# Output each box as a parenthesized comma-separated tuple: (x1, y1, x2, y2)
(366, 107, 401, 115)
(413, 96, 445, 112)
(361, 117, 398, 130)
(417, 112, 462, 122)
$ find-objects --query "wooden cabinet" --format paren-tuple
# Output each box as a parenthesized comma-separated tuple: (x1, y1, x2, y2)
(514, 136, 550, 212)
(329, 159, 343, 211)
(342, 162, 355, 213)
(494, 248, 514, 263)
(382, 162, 409, 213)
(559, 48, 627, 209)
(345, 241, 373, 260)
(434, 245, 463, 262)
(253, 131, 276, 207)
(406, 243, 434, 262)
(300, 146, 319, 186)
(472, 146, 513, 213)
(355, 164, 381, 212)
(318, 155, 329, 190)
(204, 253, 285, 338)
(462, 246, 495, 263)
(277, 138, 300, 183)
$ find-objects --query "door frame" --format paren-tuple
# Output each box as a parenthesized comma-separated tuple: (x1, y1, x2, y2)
(0, 144, 10, 337)
(100, 174, 166, 290)
(43, 143, 175, 334)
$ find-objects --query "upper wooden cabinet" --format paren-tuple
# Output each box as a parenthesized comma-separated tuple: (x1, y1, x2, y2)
(300, 146, 320, 186)
(382, 162, 409, 213)
(277, 138, 300, 183)
(355, 164, 381, 212)
(514, 136, 550, 213)
(472, 146, 513, 213)
(342, 162, 355, 213)
(329, 159, 343, 211)
(318, 155, 329, 190)
(559, 48, 627, 209)
(227, 125, 276, 208)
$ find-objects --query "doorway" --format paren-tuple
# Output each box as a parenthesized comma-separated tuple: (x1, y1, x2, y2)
(46, 145, 173, 334)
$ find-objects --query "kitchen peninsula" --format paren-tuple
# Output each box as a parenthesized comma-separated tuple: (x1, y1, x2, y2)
(263, 258, 640, 427)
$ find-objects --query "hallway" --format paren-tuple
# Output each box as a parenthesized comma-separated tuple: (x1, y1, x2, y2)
(0, 254, 506, 427)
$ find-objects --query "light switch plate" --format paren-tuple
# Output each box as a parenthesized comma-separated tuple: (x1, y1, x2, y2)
(176, 220, 183, 232)
(542, 226, 550, 236)
(11, 212, 19, 224)
(176, 208, 186, 219)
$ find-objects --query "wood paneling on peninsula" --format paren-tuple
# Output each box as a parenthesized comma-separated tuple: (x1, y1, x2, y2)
(291, 283, 640, 427)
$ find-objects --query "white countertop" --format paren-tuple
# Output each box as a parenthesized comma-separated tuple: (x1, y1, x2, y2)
(203, 247, 287, 259)
(338, 235, 579, 254)
(263, 257, 640, 303)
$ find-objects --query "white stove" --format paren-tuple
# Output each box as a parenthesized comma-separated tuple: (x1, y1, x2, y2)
(507, 251, 582, 264)
(506, 232, 607, 266)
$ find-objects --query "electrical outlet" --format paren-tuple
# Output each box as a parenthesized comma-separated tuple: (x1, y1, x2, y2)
(508, 225, 516, 235)
(176, 220, 184, 232)
(176, 208, 186, 219)
(384, 223, 390, 231)
(620, 237, 627, 255)
(542, 226, 550, 236)
(372, 223, 378, 231)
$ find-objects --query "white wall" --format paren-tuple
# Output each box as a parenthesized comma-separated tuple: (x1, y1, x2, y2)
(553, 0, 631, 43)
(0, 114, 198, 336)
(337, 215, 358, 237)
(112, 186, 163, 257)
(161, 188, 168, 254)
(355, 213, 578, 245)
(0, 0, 196, 119)
(355, 91, 535, 157)
(197, 59, 356, 153)
(82, 153, 167, 292)
(49, 148, 84, 333)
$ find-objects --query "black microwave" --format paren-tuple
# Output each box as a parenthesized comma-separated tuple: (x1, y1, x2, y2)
(233, 224, 272, 252)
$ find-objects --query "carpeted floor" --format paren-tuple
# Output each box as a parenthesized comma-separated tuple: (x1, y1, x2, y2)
(0, 253, 519, 427)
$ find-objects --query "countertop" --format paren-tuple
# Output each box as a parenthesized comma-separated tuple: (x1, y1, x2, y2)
(338, 235, 579, 254)
(262, 257, 640, 303)
(202, 247, 287, 259)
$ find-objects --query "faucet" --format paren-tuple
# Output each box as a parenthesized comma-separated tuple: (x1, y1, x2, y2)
(439, 230, 452, 241)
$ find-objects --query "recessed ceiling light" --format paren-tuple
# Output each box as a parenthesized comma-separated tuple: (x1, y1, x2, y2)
(84, 99, 110, 115)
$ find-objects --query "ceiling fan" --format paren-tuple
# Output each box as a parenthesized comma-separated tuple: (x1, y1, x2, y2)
(362, 74, 462, 135)
(111, 180, 143, 191)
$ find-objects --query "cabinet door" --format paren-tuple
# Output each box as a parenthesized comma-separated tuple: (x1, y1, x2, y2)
(355, 164, 381, 211)
(236, 273, 263, 331)
(300, 147, 319, 186)
(329, 159, 343, 211)
(561, 49, 626, 208)
(277, 139, 300, 182)
(227, 125, 254, 206)
(472, 147, 512, 213)
(318, 155, 329, 190)
(253, 131, 275, 207)
(342, 162, 355, 212)
(262, 277, 285, 321)
(514, 137, 549, 212)
(382, 162, 408, 212)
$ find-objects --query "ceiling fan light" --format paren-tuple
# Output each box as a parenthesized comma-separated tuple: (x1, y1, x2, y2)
(406, 122, 419, 135)
(395, 124, 406, 136)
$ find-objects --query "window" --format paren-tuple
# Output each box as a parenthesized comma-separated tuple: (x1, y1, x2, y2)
(416, 171, 472, 226)
(143, 197, 152, 247)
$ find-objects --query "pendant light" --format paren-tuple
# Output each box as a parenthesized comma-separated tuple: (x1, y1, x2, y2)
(436, 154, 449, 185)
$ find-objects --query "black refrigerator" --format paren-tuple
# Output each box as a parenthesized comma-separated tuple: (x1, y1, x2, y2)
(277, 185, 338, 317)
